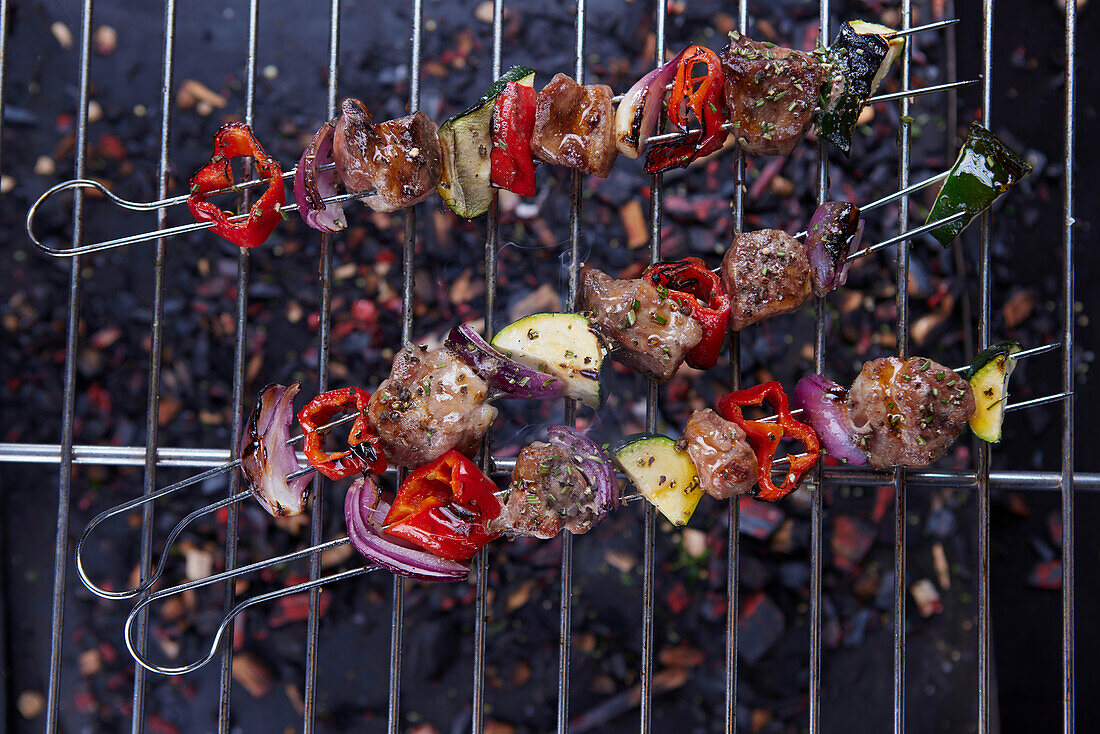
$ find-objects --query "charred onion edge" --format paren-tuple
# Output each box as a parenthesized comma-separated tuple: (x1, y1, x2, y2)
(344, 476, 470, 582)
(444, 323, 567, 401)
(239, 382, 314, 517)
(792, 374, 869, 465)
(293, 118, 346, 233)
(546, 424, 619, 520)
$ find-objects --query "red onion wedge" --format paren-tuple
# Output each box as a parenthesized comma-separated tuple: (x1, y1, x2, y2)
(614, 48, 686, 158)
(804, 202, 862, 297)
(793, 374, 868, 465)
(445, 323, 567, 401)
(547, 424, 619, 518)
(344, 476, 470, 582)
(239, 382, 313, 517)
(294, 119, 346, 233)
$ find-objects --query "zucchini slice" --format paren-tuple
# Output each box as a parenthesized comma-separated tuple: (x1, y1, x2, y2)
(966, 340, 1021, 443)
(847, 21, 905, 94)
(437, 65, 535, 219)
(490, 313, 608, 409)
(820, 21, 903, 154)
(614, 434, 704, 527)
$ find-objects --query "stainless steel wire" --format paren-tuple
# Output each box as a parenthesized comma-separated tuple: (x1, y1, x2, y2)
(389, 4, 423, 731)
(1062, 0, 1077, 730)
(894, 3, 914, 733)
(302, 2, 341, 730)
(130, 3, 176, 731)
(45, 2, 92, 731)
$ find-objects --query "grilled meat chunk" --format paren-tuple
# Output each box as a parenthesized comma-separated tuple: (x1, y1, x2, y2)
(530, 73, 617, 177)
(721, 229, 812, 331)
(683, 409, 758, 499)
(367, 344, 497, 468)
(848, 356, 976, 469)
(579, 266, 702, 383)
(719, 31, 830, 156)
(333, 98, 441, 212)
(493, 441, 604, 539)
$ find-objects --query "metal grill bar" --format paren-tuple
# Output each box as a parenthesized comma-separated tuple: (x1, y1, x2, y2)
(130, 4, 176, 730)
(302, 2, 341, 731)
(893, 3, 914, 733)
(1062, 0, 1077, 730)
(639, 0, 666, 729)
(556, 2, 587, 730)
(389, 4, 423, 731)
(472, 2, 505, 730)
(45, 2, 93, 731)
(725, 3, 748, 730)
(977, 1, 995, 731)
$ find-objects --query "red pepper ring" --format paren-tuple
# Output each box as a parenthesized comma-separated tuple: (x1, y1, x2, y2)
(644, 45, 731, 174)
(643, 257, 730, 369)
(297, 387, 386, 481)
(187, 122, 286, 249)
(383, 450, 502, 562)
(716, 381, 821, 502)
(491, 82, 537, 197)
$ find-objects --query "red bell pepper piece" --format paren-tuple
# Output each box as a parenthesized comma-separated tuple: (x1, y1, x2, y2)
(716, 382, 821, 502)
(644, 45, 730, 174)
(383, 450, 502, 562)
(187, 122, 286, 249)
(491, 82, 537, 197)
(643, 257, 730, 369)
(297, 387, 386, 480)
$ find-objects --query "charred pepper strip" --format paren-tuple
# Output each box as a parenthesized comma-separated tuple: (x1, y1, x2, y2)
(644, 46, 730, 174)
(298, 387, 386, 480)
(383, 450, 502, 562)
(491, 81, 537, 197)
(187, 122, 286, 249)
(925, 122, 1032, 247)
(643, 257, 730, 369)
(716, 381, 820, 502)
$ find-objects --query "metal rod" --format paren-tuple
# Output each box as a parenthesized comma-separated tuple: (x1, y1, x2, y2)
(866, 77, 977, 103)
(886, 18, 959, 39)
(977, 1, 994, 731)
(302, 2, 341, 730)
(846, 211, 967, 261)
(726, 1, 748, 728)
(640, 0, 665, 730)
(1062, 0, 1077, 730)
(45, 2, 92, 731)
(389, 3, 422, 731)
(130, 2, 176, 730)
(472, 2, 505, 730)
(809, 0, 829, 729)
(558, 4, 586, 731)
(894, 4, 914, 733)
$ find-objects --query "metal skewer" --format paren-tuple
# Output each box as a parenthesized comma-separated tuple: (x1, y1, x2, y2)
(73, 411, 359, 600)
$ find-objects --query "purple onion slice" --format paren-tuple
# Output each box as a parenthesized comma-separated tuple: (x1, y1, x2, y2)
(344, 477, 469, 582)
(547, 424, 619, 519)
(239, 382, 313, 517)
(444, 323, 567, 401)
(293, 119, 346, 233)
(804, 202, 862, 296)
(614, 47, 687, 159)
(793, 374, 868, 465)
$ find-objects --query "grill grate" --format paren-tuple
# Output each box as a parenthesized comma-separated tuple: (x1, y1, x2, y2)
(0, 0, 1081, 732)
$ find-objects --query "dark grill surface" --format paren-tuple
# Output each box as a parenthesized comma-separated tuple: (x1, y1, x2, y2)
(0, 1, 1092, 733)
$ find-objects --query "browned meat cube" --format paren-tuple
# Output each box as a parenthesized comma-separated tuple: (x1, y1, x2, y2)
(721, 229, 812, 331)
(579, 266, 702, 383)
(530, 73, 617, 177)
(719, 31, 829, 156)
(366, 344, 497, 468)
(848, 357, 976, 469)
(683, 409, 759, 499)
(492, 441, 606, 539)
(333, 98, 441, 212)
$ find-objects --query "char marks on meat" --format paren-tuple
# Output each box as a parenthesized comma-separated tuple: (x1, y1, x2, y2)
(493, 441, 604, 539)
(367, 344, 497, 468)
(719, 31, 830, 156)
(683, 409, 759, 499)
(579, 266, 702, 383)
(721, 229, 812, 331)
(530, 74, 617, 177)
(333, 98, 441, 212)
(848, 357, 976, 469)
